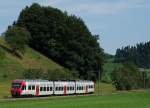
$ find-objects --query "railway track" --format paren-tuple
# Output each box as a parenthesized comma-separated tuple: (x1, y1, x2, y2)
(1, 90, 145, 101)
(0, 94, 95, 101)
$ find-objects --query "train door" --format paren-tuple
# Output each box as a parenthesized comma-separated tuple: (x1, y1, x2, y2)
(64, 85, 67, 95)
(36, 85, 39, 96)
(86, 85, 88, 93)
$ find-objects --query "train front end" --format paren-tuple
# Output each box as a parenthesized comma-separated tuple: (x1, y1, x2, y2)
(11, 80, 24, 97)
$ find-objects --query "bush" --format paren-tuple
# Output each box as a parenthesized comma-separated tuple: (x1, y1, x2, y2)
(111, 63, 143, 90)
(2, 74, 8, 78)
(143, 71, 150, 88)
(5, 26, 30, 54)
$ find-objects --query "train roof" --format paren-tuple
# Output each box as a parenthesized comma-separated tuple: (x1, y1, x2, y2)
(12, 79, 50, 83)
(12, 79, 94, 83)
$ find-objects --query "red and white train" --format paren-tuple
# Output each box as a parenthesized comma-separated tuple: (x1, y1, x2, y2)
(11, 80, 95, 97)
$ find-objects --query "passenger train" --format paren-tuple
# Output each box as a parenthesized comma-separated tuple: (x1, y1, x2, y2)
(11, 80, 95, 97)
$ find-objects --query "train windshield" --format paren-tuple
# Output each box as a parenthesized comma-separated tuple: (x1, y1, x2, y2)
(12, 83, 21, 89)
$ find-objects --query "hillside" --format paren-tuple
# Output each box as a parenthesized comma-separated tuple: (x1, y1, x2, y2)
(102, 57, 122, 83)
(0, 37, 64, 82)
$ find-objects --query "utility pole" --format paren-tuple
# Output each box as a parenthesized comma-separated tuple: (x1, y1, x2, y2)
(98, 67, 101, 96)
(143, 69, 146, 89)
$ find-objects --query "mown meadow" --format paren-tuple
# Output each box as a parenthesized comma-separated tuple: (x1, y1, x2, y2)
(0, 91, 150, 108)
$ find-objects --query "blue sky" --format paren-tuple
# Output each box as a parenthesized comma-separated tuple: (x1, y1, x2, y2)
(0, 0, 150, 54)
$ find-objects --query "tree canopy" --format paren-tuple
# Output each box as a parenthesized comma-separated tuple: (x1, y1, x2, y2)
(5, 26, 30, 54)
(15, 3, 103, 79)
(14, 3, 104, 80)
(115, 42, 150, 68)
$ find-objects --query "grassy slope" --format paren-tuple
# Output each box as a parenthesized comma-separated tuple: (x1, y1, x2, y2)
(102, 57, 122, 83)
(0, 37, 63, 81)
(0, 91, 150, 108)
(0, 37, 64, 98)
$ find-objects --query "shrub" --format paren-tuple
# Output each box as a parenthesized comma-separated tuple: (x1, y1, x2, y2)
(111, 63, 143, 90)
(5, 26, 30, 55)
(2, 74, 8, 78)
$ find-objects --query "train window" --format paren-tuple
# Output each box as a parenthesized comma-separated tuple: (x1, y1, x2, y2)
(70, 87, 72, 90)
(47, 87, 49, 91)
(56, 87, 58, 91)
(44, 87, 46, 91)
(32, 85, 35, 90)
(28, 85, 31, 90)
(61, 87, 64, 91)
(72, 87, 74, 90)
(67, 87, 69, 91)
(40, 87, 43, 91)
(59, 87, 62, 91)
(22, 85, 26, 90)
(79, 86, 80, 90)
(50, 87, 53, 91)
(79, 87, 81, 90)
(12, 83, 21, 89)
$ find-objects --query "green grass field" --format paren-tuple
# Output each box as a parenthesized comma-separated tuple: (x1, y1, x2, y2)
(0, 91, 150, 108)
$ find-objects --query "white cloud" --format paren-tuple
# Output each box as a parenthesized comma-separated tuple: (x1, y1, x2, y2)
(70, 0, 145, 15)
(40, 0, 66, 6)
(40, 0, 146, 15)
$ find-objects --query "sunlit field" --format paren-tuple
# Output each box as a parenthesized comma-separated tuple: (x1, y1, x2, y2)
(0, 91, 150, 108)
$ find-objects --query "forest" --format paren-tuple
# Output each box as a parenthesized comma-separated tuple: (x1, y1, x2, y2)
(115, 41, 150, 68)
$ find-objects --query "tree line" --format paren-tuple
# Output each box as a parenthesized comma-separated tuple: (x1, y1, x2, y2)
(115, 42, 150, 68)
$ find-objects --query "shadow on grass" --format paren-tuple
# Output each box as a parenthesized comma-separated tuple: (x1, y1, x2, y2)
(0, 44, 23, 59)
